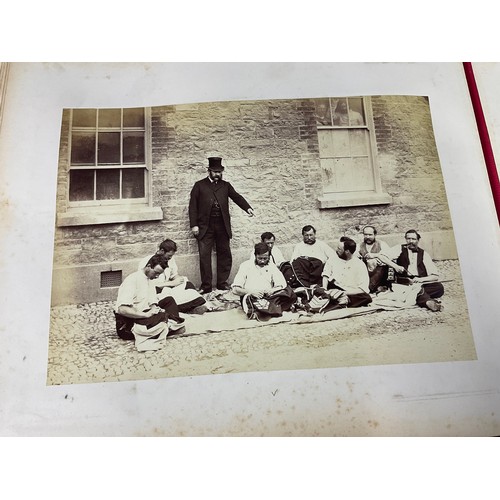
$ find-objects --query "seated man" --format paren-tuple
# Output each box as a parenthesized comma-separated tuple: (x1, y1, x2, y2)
(357, 225, 391, 293)
(115, 255, 186, 351)
(291, 225, 336, 264)
(232, 242, 296, 319)
(281, 225, 336, 288)
(321, 237, 372, 309)
(248, 231, 286, 267)
(139, 238, 207, 313)
(369, 229, 444, 312)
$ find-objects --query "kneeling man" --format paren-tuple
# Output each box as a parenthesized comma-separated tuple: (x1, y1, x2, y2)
(322, 237, 372, 309)
(232, 242, 296, 319)
(115, 255, 186, 351)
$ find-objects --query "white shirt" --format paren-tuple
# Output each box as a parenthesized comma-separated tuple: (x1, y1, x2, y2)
(382, 245, 439, 277)
(291, 240, 336, 264)
(232, 259, 286, 292)
(115, 270, 157, 313)
(248, 246, 285, 267)
(138, 255, 179, 286)
(322, 255, 370, 293)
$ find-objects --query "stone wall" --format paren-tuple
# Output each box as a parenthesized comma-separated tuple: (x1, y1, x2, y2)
(51, 95, 457, 304)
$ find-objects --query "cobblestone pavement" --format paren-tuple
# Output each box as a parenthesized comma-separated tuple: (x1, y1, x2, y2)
(47, 261, 477, 386)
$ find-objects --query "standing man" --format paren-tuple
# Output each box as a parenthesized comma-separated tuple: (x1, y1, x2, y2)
(189, 156, 254, 294)
(357, 225, 391, 293)
(370, 229, 445, 312)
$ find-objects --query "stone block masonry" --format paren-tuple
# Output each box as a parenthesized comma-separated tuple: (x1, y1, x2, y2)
(52, 96, 458, 305)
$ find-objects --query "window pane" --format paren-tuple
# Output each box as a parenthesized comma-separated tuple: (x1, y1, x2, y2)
(314, 99, 332, 126)
(99, 109, 121, 128)
(352, 157, 375, 190)
(350, 129, 368, 156)
(123, 132, 145, 164)
(71, 132, 96, 165)
(72, 109, 96, 127)
(122, 168, 145, 198)
(320, 158, 337, 192)
(331, 129, 351, 157)
(123, 108, 145, 127)
(98, 132, 121, 164)
(96, 169, 120, 200)
(69, 170, 94, 201)
(332, 98, 350, 126)
(333, 157, 356, 192)
(347, 98, 365, 126)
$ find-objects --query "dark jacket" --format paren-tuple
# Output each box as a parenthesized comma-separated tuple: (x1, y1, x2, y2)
(188, 177, 252, 239)
(396, 245, 428, 277)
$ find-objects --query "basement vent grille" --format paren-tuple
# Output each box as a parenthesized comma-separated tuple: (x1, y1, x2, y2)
(100, 270, 122, 288)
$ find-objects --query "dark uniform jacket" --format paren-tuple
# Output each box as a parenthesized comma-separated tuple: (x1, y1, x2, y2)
(188, 177, 252, 239)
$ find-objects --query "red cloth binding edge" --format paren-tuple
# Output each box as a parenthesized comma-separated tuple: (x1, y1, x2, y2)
(463, 62, 500, 225)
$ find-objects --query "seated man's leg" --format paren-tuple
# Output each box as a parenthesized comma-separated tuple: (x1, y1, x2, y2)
(157, 296, 186, 332)
(272, 286, 297, 312)
(346, 292, 372, 308)
(114, 312, 135, 340)
(416, 282, 444, 309)
(369, 266, 388, 293)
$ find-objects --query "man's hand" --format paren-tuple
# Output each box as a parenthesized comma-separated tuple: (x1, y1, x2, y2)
(412, 277, 426, 284)
(250, 290, 264, 299)
(168, 276, 185, 287)
(247, 208, 255, 217)
(191, 226, 200, 237)
(144, 305, 161, 317)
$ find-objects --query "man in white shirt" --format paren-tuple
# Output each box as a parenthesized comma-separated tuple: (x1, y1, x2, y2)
(115, 254, 185, 352)
(321, 237, 372, 309)
(232, 242, 295, 317)
(139, 238, 207, 313)
(369, 229, 444, 312)
(248, 231, 285, 267)
(291, 225, 336, 264)
(357, 225, 391, 293)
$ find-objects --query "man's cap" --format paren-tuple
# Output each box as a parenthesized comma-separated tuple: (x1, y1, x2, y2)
(208, 157, 224, 171)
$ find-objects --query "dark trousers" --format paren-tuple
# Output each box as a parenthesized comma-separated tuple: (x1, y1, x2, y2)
(197, 216, 232, 289)
(157, 296, 182, 323)
(326, 283, 372, 308)
(416, 282, 444, 308)
(368, 266, 388, 293)
(115, 296, 182, 341)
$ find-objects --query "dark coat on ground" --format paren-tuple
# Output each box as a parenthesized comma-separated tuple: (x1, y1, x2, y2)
(188, 177, 252, 239)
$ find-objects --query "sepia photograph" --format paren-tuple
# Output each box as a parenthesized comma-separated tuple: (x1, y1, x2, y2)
(47, 93, 476, 385)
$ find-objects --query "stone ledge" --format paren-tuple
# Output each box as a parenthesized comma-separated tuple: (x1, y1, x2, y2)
(318, 191, 392, 209)
(56, 206, 164, 227)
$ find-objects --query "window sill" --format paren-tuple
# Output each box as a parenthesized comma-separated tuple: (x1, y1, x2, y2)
(318, 191, 392, 209)
(56, 206, 164, 227)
